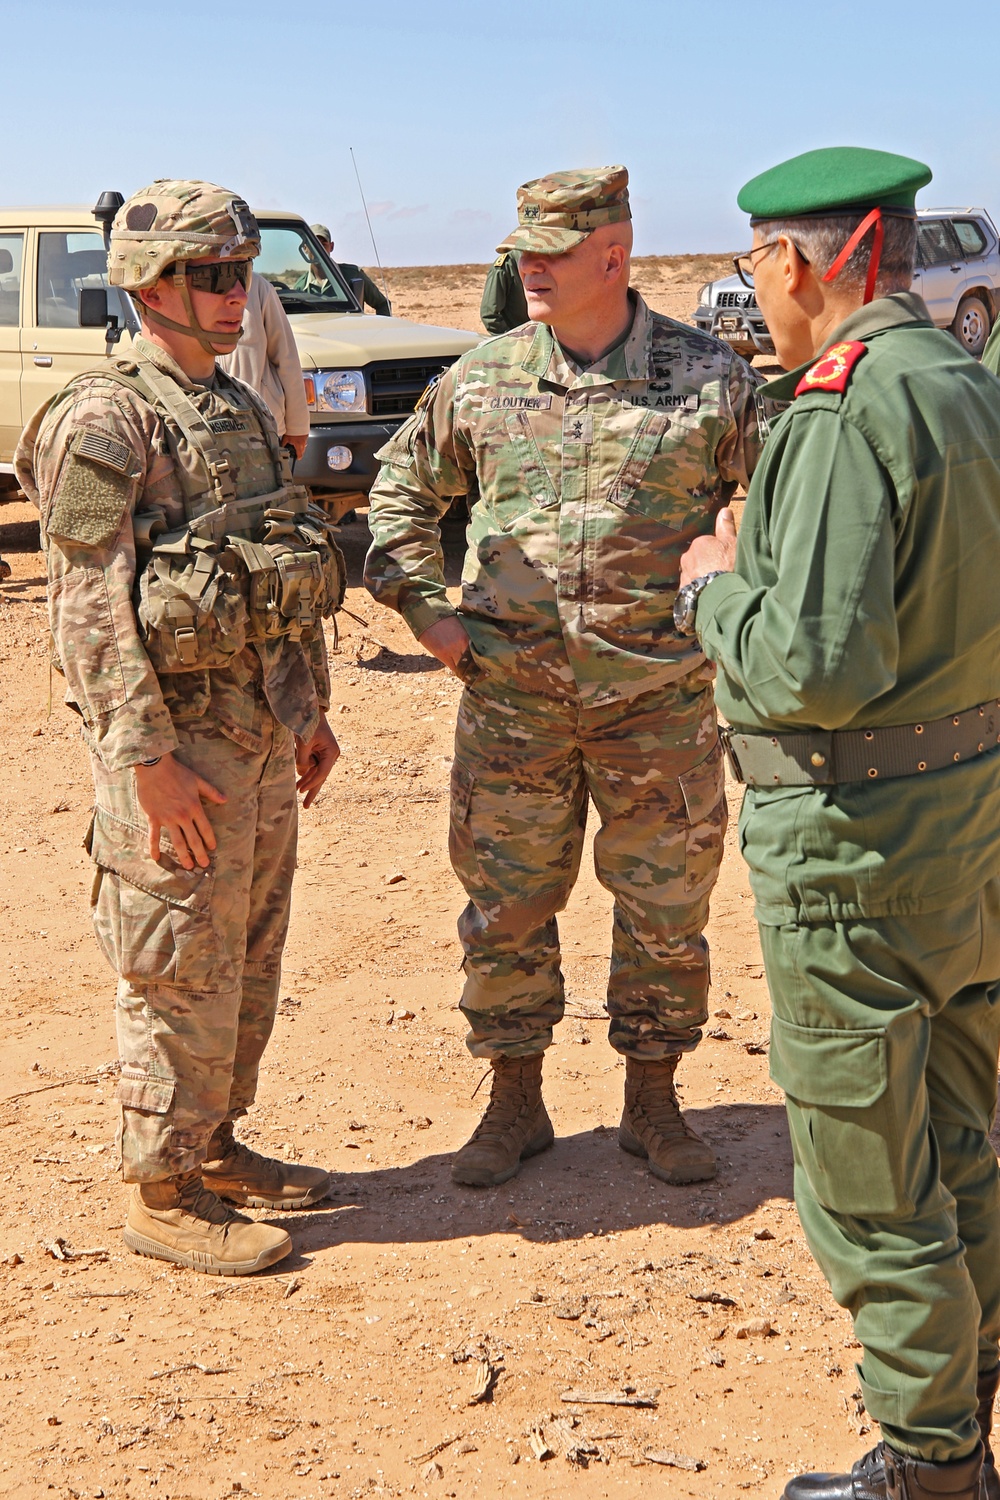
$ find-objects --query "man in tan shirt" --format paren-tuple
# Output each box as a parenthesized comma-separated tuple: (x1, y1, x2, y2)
(218, 271, 310, 458)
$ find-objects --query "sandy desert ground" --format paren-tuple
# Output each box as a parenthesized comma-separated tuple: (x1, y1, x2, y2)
(0, 260, 881, 1500)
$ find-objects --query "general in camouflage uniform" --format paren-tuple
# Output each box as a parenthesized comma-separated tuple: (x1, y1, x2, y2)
(365, 166, 766, 1188)
(16, 181, 344, 1277)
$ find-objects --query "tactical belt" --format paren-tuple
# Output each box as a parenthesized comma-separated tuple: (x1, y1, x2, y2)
(721, 699, 1000, 787)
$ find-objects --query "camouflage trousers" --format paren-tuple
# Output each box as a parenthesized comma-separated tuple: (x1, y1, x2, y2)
(450, 675, 726, 1060)
(87, 690, 297, 1182)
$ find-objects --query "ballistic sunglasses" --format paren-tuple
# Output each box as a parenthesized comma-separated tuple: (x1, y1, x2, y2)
(165, 259, 253, 294)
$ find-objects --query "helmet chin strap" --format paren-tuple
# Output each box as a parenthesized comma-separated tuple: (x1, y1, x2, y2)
(141, 271, 244, 354)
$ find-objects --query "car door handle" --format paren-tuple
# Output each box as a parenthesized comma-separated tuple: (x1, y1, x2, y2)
(33, 355, 52, 367)
(951, 264, 962, 272)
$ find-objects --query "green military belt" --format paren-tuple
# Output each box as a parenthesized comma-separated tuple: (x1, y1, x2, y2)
(721, 699, 1000, 786)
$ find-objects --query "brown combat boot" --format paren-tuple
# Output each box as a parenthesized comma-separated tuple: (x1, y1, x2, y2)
(123, 1170, 291, 1276)
(201, 1121, 332, 1209)
(451, 1055, 554, 1187)
(619, 1055, 716, 1184)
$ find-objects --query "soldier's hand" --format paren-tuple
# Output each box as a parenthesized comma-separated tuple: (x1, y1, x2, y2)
(134, 753, 227, 871)
(419, 616, 472, 674)
(679, 507, 738, 587)
(295, 713, 340, 809)
(283, 432, 308, 461)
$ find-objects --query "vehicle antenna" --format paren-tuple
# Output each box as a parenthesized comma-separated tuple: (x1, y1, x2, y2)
(349, 147, 392, 304)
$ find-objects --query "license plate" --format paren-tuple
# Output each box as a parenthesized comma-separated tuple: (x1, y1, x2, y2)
(718, 329, 748, 343)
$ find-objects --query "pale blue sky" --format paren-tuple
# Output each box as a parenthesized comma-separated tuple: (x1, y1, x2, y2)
(9, 0, 999, 265)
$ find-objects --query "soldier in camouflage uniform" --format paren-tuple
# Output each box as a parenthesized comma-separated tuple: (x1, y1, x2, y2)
(16, 181, 343, 1276)
(365, 166, 765, 1188)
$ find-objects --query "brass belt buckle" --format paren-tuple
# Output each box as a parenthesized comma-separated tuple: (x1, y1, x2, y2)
(719, 726, 745, 783)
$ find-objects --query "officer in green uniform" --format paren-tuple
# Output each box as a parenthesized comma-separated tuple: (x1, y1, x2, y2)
(679, 146, 1000, 1500)
(480, 250, 528, 334)
(980, 308, 1000, 375)
(311, 226, 391, 315)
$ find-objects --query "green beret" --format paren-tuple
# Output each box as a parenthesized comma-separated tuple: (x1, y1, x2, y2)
(737, 146, 932, 220)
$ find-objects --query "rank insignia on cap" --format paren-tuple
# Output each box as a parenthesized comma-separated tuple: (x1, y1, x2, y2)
(794, 340, 868, 398)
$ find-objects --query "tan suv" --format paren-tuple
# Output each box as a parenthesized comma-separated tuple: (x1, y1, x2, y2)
(0, 198, 478, 519)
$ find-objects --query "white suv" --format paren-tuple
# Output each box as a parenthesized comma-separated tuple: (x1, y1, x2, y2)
(692, 208, 1000, 361)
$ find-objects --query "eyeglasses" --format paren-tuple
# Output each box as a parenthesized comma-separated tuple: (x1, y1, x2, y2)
(732, 238, 810, 289)
(165, 259, 253, 294)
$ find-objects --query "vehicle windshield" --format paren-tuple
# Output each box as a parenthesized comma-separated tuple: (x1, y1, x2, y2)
(257, 224, 357, 313)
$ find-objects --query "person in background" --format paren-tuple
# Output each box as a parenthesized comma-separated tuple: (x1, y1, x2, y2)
(480, 249, 528, 334)
(311, 225, 391, 316)
(217, 270, 310, 460)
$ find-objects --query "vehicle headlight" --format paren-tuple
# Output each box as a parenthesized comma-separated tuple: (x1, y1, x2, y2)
(698, 282, 713, 306)
(314, 369, 367, 414)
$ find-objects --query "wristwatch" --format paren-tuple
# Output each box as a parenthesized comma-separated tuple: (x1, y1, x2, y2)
(673, 571, 727, 637)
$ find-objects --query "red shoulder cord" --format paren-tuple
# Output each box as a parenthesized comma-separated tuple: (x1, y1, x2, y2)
(821, 207, 884, 304)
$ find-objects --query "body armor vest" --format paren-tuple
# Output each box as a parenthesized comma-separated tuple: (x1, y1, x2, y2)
(104, 353, 345, 673)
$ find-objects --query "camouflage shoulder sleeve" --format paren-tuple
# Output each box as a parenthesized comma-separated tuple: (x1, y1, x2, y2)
(27, 377, 176, 772)
(365, 360, 475, 639)
(26, 377, 150, 549)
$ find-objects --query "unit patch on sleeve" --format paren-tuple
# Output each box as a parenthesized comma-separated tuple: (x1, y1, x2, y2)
(46, 425, 138, 549)
(794, 340, 868, 398)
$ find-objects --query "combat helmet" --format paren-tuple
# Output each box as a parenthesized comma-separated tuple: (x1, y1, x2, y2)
(108, 179, 260, 354)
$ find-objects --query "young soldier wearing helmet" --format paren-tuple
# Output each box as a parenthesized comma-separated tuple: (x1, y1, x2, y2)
(16, 180, 344, 1277)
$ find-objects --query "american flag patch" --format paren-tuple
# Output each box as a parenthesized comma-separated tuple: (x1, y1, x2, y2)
(76, 429, 132, 474)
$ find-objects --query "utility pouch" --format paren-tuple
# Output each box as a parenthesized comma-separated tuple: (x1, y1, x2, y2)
(225, 503, 346, 642)
(137, 530, 249, 672)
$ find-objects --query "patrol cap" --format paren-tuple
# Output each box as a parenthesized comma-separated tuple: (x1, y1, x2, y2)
(108, 179, 260, 290)
(311, 223, 332, 242)
(497, 165, 630, 254)
(737, 146, 932, 221)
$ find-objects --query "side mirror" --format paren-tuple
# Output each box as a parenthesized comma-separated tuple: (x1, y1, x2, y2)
(0, 250, 12, 276)
(79, 287, 109, 327)
(350, 276, 364, 305)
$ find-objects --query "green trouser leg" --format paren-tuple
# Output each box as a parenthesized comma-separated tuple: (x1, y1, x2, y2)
(759, 881, 1000, 1462)
(450, 677, 726, 1060)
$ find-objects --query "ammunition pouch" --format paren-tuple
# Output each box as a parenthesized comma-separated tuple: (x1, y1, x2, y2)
(136, 489, 346, 673)
(97, 352, 346, 673)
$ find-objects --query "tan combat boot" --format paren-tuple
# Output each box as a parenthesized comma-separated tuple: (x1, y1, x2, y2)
(201, 1121, 332, 1209)
(123, 1170, 291, 1276)
(451, 1055, 554, 1187)
(619, 1055, 716, 1184)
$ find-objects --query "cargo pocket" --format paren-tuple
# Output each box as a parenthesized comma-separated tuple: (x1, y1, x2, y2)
(88, 805, 220, 990)
(117, 1070, 177, 1179)
(769, 1014, 913, 1217)
(448, 760, 485, 895)
(678, 741, 728, 896)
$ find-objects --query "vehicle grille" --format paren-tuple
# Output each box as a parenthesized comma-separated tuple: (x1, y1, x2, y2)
(716, 290, 759, 309)
(367, 357, 461, 417)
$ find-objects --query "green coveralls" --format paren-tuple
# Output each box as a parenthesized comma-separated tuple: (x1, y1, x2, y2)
(697, 293, 1000, 1461)
(479, 252, 528, 335)
(338, 262, 391, 316)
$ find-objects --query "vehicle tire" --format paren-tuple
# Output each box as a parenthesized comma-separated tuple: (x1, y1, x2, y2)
(951, 295, 991, 358)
